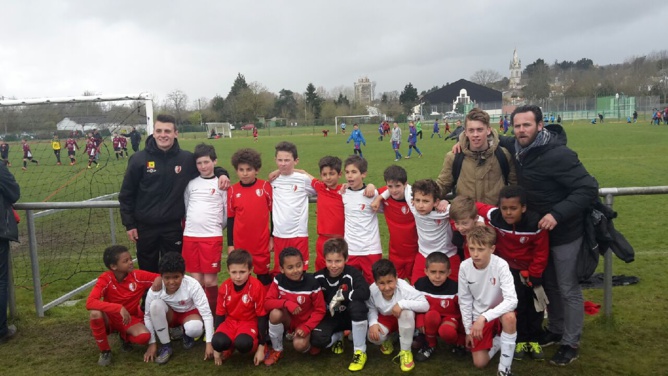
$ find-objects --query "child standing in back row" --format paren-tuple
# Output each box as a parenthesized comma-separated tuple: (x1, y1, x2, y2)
(183, 143, 227, 312)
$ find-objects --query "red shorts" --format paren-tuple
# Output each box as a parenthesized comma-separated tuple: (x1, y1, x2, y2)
(376, 314, 398, 334)
(348, 254, 382, 284)
(182, 236, 223, 274)
(389, 255, 415, 280)
(272, 236, 309, 273)
(169, 309, 201, 327)
(415, 311, 461, 330)
(216, 318, 259, 352)
(411, 253, 461, 284)
(106, 312, 144, 334)
(469, 318, 501, 352)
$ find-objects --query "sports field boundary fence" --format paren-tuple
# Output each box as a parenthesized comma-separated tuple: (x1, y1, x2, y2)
(10, 186, 668, 318)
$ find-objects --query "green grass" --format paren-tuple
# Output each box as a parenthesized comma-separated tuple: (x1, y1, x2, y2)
(2, 120, 668, 375)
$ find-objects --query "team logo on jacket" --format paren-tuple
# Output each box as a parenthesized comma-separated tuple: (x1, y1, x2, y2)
(128, 282, 136, 292)
(297, 295, 305, 304)
(256, 189, 262, 197)
(146, 161, 156, 173)
(519, 236, 528, 244)
(175, 166, 182, 174)
(440, 299, 449, 308)
(236, 193, 242, 198)
(242, 294, 250, 304)
(401, 205, 409, 215)
(489, 277, 497, 286)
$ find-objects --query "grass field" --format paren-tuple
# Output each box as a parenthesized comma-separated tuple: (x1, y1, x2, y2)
(2, 120, 668, 375)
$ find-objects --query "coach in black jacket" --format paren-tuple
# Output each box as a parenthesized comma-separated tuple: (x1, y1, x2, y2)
(502, 105, 598, 366)
(0, 163, 19, 343)
(119, 114, 230, 273)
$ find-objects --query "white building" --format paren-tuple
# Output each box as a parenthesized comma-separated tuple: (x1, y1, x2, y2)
(509, 48, 522, 90)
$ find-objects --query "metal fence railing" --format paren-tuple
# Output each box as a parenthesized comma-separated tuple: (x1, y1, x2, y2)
(10, 186, 668, 318)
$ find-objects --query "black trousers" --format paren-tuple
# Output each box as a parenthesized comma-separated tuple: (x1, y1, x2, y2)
(510, 268, 544, 342)
(135, 221, 183, 273)
(310, 300, 367, 348)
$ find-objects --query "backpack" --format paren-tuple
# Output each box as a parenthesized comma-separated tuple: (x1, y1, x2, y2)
(451, 147, 510, 193)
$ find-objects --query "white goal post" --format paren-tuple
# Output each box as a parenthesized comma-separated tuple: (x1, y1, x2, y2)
(206, 122, 233, 138)
(334, 115, 377, 135)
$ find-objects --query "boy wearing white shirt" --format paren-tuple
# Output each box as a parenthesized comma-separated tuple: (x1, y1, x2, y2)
(143, 252, 215, 365)
(458, 226, 517, 376)
(367, 259, 429, 372)
(271, 141, 317, 273)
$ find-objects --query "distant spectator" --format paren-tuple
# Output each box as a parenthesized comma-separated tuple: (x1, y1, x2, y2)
(632, 110, 638, 123)
(0, 162, 20, 344)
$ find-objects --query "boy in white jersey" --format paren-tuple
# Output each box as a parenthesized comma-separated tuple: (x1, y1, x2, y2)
(183, 143, 227, 312)
(378, 179, 456, 284)
(458, 226, 517, 376)
(342, 155, 382, 284)
(270, 141, 316, 273)
(143, 252, 215, 365)
(367, 259, 429, 372)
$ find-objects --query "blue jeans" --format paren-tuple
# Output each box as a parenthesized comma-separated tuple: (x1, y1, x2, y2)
(407, 145, 421, 156)
(0, 240, 9, 338)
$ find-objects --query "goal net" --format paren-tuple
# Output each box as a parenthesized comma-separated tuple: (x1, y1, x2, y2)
(0, 94, 153, 302)
(206, 122, 233, 138)
(334, 114, 383, 135)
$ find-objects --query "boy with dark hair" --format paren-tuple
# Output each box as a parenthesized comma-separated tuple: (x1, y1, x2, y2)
(263, 247, 326, 366)
(212, 249, 268, 366)
(86, 245, 160, 366)
(310, 156, 345, 271)
(449, 195, 488, 260)
(270, 141, 316, 273)
(183, 143, 227, 311)
(458, 226, 517, 376)
(113, 133, 123, 159)
(143, 252, 215, 365)
(367, 259, 429, 372)
(85, 135, 99, 169)
(371, 165, 418, 280)
(65, 135, 79, 165)
(0, 140, 10, 166)
(21, 139, 39, 170)
(120, 134, 129, 157)
(312, 238, 370, 371)
(342, 155, 382, 284)
(227, 148, 273, 285)
(413, 252, 464, 362)
(478, 185, 549, 360)
(405, 122, 422, 158)
(346, 124, 366, 158)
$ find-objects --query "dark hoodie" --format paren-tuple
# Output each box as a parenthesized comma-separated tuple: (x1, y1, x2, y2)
(119, 135, 228, 230)
(500, 124, 598, 246)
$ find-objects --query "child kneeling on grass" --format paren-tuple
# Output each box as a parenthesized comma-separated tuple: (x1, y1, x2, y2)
(263, 247, 326, 366)
(212, 249, 268, 366)
(86, 245, 160, 366)
(143, 252, 214, 365)
(367, 259, 429, 372)
(458, 226, 518, 376)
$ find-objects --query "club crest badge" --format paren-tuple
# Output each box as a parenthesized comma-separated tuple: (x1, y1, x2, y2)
(174, 165, 182, 174)
(297, 295, 305, 304)
(128, 283, 136, 292)
(256, 189, 262, 197)
(242, 294, 250, 304)
(490, 277, 497, 286)
(401, 205, 409, 215)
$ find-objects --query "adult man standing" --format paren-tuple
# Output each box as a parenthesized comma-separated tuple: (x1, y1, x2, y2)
(0, 162, 19, 343)
(128, 127, 142, 152)
(506, 105, 598, 366)
(436, 108, 516, 205)
(119, 114, 230, 273)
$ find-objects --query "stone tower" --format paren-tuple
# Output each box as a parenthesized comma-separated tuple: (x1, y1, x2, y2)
(509, 48, 522, 90)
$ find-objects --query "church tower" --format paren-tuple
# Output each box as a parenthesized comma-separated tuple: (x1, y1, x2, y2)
(509, 48, 522, 90)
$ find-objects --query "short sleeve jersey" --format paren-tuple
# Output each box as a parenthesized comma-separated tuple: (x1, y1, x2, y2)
(377, 186, 418, 260)
(342, 187, 382, 256)
(311, 179, 344, 237)
(184, 176, 227, 237)
(227, 179, 272, 253)
(271, 172, 316, 238)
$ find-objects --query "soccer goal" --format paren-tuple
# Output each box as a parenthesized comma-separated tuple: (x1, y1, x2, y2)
(334, 115, 381, 135)
(206, 122, 233, 138)
(0, 93, 153, 303)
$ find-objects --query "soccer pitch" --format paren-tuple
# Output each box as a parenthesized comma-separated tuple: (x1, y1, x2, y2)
(2, 120, 668, 375)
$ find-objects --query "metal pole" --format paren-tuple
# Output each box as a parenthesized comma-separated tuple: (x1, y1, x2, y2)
(8, 248, 15, 319)
(109, 208, 117, 245)
(603, 194, 614, 318)
(26, 210, 45, 317)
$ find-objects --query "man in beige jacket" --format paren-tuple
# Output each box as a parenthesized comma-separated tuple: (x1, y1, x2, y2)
(436, 108, 516, 205)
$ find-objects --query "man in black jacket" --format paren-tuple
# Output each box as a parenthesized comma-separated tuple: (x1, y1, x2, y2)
(506, 105, 598, 366)
(128, 127, 142, 153)
(119, 114, 230, 273)
(0, 163, 20, 343)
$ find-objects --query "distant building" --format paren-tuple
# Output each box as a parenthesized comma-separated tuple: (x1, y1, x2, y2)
(354, 77, 375, 105)
(509, 48, 522, 90)
(420, 79, 502, 115)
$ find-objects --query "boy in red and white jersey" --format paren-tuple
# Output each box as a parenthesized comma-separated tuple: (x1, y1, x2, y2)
(227, 148, 273, 285)
(65, 136, 79, 165)
(310, 156, 345, 271)
(342, 155, 382, 284)
(212, 250, 268, 365)
(458, 226, 517, 376)
(183, 143, 227, 311)
(113, 133, 123, 159)
(21, 139, 39, 170)
(120, 135, 128, 157)
(413, 252, 464, 362)
(370, 165, 418, 279)
(270, 141, 316, 273)
(263, 247, 326, 366)
(86, 245, 159, 366)
(143, 252, 215, 365)
(85, 136, 99, 169)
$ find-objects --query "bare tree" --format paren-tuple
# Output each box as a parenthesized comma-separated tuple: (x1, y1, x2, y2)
(165, 90, 189, 124)
(470, 69, 503, 87)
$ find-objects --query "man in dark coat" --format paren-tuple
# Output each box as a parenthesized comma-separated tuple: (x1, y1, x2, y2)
(0, 163, 19, 343)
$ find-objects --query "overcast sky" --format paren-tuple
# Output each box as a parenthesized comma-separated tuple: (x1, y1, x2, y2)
(1, 0, 666, 105)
